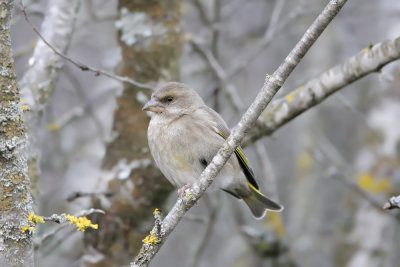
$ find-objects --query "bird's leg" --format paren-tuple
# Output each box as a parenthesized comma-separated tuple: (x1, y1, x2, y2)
(177, 184, 191, 197)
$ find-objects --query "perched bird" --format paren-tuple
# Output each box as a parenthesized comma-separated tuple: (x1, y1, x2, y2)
(143, 82, 283, 219)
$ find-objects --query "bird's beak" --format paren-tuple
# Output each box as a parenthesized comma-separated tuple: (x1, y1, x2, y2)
(142, 97, 164, 113)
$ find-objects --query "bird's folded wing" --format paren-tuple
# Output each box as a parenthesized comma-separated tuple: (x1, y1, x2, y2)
(202, 107, 260, 190)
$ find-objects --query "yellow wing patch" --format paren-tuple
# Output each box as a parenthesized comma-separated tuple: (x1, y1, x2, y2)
(216, 131, 259, 189)
(216, 131, 248, 165)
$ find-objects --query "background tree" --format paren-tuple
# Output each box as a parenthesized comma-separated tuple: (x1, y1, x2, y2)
(0, 0, 33, 265)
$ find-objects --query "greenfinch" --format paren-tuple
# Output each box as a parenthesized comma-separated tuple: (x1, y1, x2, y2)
(143, 82, 283, 219)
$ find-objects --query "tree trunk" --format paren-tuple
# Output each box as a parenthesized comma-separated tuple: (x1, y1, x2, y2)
(82, 1, 182, 266)
(0, 1, 34, 266)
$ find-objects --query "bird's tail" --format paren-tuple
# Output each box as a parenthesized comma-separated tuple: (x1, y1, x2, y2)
(242, 182, 283, 219)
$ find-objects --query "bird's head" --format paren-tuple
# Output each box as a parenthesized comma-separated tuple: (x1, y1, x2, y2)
(142, 82, 204, 116)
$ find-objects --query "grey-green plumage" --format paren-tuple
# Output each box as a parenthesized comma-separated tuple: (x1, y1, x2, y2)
(143, 82, 283, 219)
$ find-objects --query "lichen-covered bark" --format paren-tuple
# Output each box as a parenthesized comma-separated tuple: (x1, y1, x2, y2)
(0, 1, 34, 266)
(83, 1, 182, 266)
(243, 36, 400, 147)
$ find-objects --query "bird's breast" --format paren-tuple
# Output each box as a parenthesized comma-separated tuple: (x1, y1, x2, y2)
(148, 116, 197, 187)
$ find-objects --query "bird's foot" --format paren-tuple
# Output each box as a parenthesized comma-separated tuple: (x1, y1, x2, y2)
(177, 184, 191, 197)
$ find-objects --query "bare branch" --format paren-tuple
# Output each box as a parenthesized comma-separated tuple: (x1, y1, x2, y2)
(20, 0, 81, 107)
(211, 0, 222, 58)
(66, 190, 114, 202)
(20, 3, 154, 91)
(311, 131, 400, 221)
(192, 0, 211, 25)
(132, 1, 348, 266)
(243, 35, 400, 147)
(264, 0, 286, 41)
(189, 195, 220, 267)
(190, 3, 314, 114)
(190, 39, 243, 112)
(226, 4, 316, 79)
(254, 143, 279, 199)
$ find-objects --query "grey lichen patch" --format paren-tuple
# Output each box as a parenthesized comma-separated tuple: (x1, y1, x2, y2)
(0, 1, 34, 265)
(115, 8, 170, 48)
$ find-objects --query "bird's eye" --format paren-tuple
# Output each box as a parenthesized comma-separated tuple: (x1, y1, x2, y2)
(165, 96, 174, 102)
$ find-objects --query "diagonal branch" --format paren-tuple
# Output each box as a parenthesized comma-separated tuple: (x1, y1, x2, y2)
(242, 36, 400, 147)
(132, 1, 348, 266)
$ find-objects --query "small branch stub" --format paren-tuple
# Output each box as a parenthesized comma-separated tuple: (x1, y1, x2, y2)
(383, 195, 400, 210)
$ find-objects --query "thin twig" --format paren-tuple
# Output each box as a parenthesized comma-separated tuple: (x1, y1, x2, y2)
(20, 2, 154, 90)
(192, 0, 211, 25)
(66, 190, 114, 202)
(132, 1, 348, 266)
(254, 142, 279, 200)
(34, 209, 106, 250)
(189, 194, 221, 267)
(311, 132, 400, 221)
(190, 39, 243, 113)
(211, 0, 222, 58)
(326, 166, 385, 212)
(264, 0, 286, 41)
(190, 4, 312, 114)
(226, 5, 316, 79)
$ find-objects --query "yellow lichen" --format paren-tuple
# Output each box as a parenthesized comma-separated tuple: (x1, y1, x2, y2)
(143, 233, 158, 245)
(266, 212, 285, 238)
(296, 151, 313, 172)
(21, 105, 29, 111)
(361, 43, 374, 53)
(185, 192, 193, 199)
(20, 225, 29, 234)
(46, 123, 61, 132)
(286, 93, 294, 103)
(26, 212, 45, 225)
(153, 208, 160, 215)
(357, 172, 390, 193)
(21, 211, 42, 233)
(65, 214, 98, 232)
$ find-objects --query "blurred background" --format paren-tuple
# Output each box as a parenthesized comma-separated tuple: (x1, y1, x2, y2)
(10, 0, 400, 266)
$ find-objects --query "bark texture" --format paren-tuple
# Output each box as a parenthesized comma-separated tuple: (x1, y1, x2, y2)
(0, 1, 34, 266)
(243, 36, 400, 146)
(82, 1, 182, 266)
